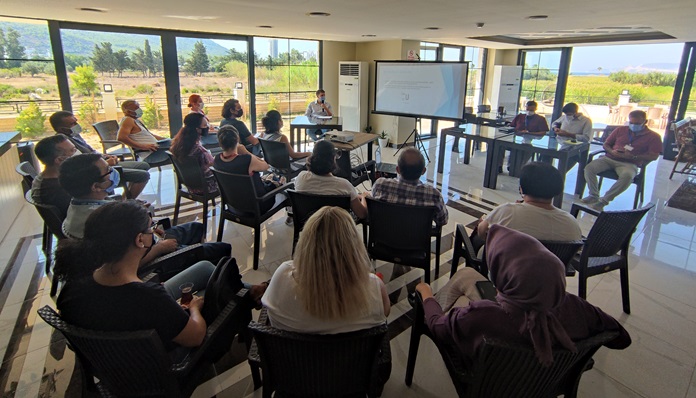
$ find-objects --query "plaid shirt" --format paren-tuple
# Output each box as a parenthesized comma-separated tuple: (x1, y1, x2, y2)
(371, 176, 448, 226)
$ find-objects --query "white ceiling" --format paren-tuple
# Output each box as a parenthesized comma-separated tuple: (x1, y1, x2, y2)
(2, 0, 695, 48)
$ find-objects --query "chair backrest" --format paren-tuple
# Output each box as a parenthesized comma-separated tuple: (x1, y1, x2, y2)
(37, 305, 180, 397)
(539, 240, 585, 267)
(211, 168, 263, 216)
(248, 322, 388, 397)
(25, 190, 66, 240)
(583, 204, 654, 258)
(258, 139, 292, 171)
(16, 161, 38, 194)
(477, 105, 491, 113)
(366, 197, 435, 255)
(287, 189, 351, 234)
(166, 151, 208, 192)
(92, 120, 122, 151)
(597, 124, 623, 143)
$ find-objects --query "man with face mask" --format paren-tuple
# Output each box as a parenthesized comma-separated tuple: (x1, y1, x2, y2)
(304, 89, 333, 141)
(581, 110, 662, 210)
(49, 111, 150, 200)
(32, 135, 78, 218)
(501, 101, 551, 172)
(59, 154, 231, 265)
(220, 98, 261, 156)
(117, 99, 171, 166)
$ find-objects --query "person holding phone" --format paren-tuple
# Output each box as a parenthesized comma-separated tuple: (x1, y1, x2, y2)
(304, 89, 333, 141)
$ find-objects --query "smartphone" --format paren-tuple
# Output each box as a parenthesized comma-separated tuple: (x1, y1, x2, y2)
(476, 280, 498, 301)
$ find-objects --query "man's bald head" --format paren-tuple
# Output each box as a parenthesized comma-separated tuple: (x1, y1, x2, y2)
(397, 148, 426, 181)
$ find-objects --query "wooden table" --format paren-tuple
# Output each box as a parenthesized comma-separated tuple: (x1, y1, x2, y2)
(289, 116, 343, 152)
(489, 134, 590, 207)
(330, 132, 375, 186)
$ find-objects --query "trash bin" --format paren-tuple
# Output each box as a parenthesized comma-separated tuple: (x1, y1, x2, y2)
(17, 141, 40, 171)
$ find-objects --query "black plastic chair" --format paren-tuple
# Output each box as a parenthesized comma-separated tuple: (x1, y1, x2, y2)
(405, 291, 619, 398)
(248, 320, 390, 398)
(570, 203, 654, 314)
(592, 124, 623, 146)
(286, 190, 368, 254)
(258, 139, 306, 180)
(25, 190, 66, 296)
(37, 295, 249, 398)
(92, 120, 135, 161)
(586, 150, 650, 209)
(365, 197, 441, 283)
(166, 151, 219, 233)
(451, 224, 487, 277)
(539, 239, 586, 277)
(211, 168, 291, 270)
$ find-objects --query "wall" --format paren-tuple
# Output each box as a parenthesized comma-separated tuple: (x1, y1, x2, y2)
(322, 41, 357, 109)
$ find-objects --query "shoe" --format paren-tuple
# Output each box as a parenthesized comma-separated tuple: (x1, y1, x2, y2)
(580, 195, 599, 205)
(589, 199, 608, 212)
(497, 166, 503, 174)
(285, 216, 293, 226)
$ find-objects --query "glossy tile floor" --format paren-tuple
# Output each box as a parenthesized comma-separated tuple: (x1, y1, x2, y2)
(0, 135, 695, 397)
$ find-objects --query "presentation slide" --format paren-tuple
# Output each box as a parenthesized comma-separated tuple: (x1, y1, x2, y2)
(374, 61, 468, 120)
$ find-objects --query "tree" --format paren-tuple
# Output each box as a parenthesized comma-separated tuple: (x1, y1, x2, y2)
(16, 102, 47, 139)
(143, 39, 155, 77)
(91, 42, 116, 76)
(141, 97, 163, 129)
(114, 50, 130, 77)
(151, 50, 163, 76)
(0, 29, 6, 69)
(77, 101, 97, 133)
(21, 62, 42, 77)
(5, 28, 26, 68)
(71, 65, 99, 95)
(185, 41, 209, 76)
(131, 48, 149, 77)
(64, 54, 90, 72)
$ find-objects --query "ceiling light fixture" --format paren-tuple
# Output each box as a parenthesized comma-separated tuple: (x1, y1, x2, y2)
(476, 22, 485, 28)
(77, 7, 107, 13)
(362, 34, 376, 37)
(526, 15, 548, 20)
(257, 25, 273, 29)
(307, 12, 331, 17)
(424, 27, 440, 30)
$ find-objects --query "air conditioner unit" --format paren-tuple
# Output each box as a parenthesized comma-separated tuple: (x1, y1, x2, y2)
(490, 65, 522, 115)
(338, 61, 368, 132)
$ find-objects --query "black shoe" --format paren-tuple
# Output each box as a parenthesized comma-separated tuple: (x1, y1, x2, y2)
(497, 166, 503, 174)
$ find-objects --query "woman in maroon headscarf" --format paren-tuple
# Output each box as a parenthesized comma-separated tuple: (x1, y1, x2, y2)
(415, 224, 630, 365)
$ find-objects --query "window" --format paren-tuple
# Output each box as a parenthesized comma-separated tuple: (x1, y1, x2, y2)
(253, 37, 319, 133)
(419, 42, 438, 61)
(0, 17, 58, 140)
(520, 49, 562, 118)
(464, 47, 486, 109)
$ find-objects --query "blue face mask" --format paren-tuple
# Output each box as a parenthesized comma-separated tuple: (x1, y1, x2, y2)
(628, 123, 643, 133)
(105, 168, 120, 192)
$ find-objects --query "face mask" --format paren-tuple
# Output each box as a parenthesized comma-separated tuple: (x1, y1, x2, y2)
(199, 103, 205, 109)
(526, 111, 535, 116)
(134, 108, 144, 118)
(104, 168, 120, 192)
(319, 96, 325, 103)
(141, 236, 154, 259)
(200, 127, 209, 136)
(236, 108, 244, 118)
(70, 124, 82, 135)
(628, 123, 643, 133)
(566, 114, 575, 120)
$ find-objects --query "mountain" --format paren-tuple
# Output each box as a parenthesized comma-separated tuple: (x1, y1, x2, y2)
(0, 21, 230, 59)
(622, 63, 679, 73)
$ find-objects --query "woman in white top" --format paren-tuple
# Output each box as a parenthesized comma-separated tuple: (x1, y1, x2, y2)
(294, 140, 368, 219)
(262, 206, 390, 334)
(259, 110, 310, 159)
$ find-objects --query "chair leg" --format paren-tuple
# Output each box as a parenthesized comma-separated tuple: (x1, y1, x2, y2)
(49, 277, 58, 297)
(578, 271, 588, 299)
(362, 223, 368, 247)
(405, 320, 423, 386)
(173, 193, 182, 226)
(253, 225, 261, 270)
(620, 267, 631, 314)
(42, 223, 49, 253)
(249, 362, 262, 390)
(451, 230, 463, 278)
(201, 200, 208, 235)
(434, 233, 441, 278)
(216, 214, 225, 242)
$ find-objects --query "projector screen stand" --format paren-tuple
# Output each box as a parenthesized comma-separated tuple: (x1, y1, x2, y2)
(395, 118, 430, 163)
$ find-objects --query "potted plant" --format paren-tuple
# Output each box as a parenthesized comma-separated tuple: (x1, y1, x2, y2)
(378, 131, 389, 149)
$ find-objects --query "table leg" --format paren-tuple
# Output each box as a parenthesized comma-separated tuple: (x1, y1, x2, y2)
(452, 136, 461, 153)
(463, 138, 472, 165)
(554, 154, 569, 208)
(290, 127, 297, 153)
(437, 132, 447, 174)
(575, 148, 589, 196)
(486, 143, 502, 189)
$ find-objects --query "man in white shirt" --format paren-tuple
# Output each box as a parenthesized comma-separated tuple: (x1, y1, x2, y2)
(550, 102, 593, 170)
(304, 89, 333, 141)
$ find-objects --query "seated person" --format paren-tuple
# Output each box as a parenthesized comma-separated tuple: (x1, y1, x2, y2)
(262, 206, 390, 333)
(59, 154, 230, 265)
(304, 89, 333, 141)
(220, 99, 260, 155)
(188, 94, 219, 148)
(501, 100, 550, 171)
(549, 102, 593, 170)
(213, 126, 280, 215)
(170, 113, 218, 195)
(415, 224, 631, 366)
(49, 110, 150, 199)
(477, 162, 581, 242)
(294, 140, 368, 219)
(582, 110, 662, 211)
(259, 110, 311, 160)
(117, 99, 171, 166)
(371, 147, 448, 226)
(31, 135, 76, 218)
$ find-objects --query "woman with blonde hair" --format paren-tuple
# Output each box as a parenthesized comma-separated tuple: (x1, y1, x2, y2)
(262, 206, 390, 333)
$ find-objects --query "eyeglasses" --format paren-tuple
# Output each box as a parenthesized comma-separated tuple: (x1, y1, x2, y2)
(99, 166, 114, 180)
(142, 221, 156, 234)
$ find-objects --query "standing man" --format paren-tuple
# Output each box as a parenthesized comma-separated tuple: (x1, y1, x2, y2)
(581, 110, 662, 211)
(49, 111, 150, 200)
(117, 99, 171, 166)
(304, 89, 333, 141)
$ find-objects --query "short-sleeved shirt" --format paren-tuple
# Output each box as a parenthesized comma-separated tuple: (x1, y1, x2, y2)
(57, 277, 189, 350)
(294, 171, 358, 200)
(509, 113, 549, 133)
(31, 174, 72, 219)
(371, 176, 448, 226)
(485, 202, 582, 242)
(220, 118, 253, 146)
(604, 126, 663, 167)
(63, 198, 113, 239)
(305, 101, 332, 118)
(552, 114, 593, 143)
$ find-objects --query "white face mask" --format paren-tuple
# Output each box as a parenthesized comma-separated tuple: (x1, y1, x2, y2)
(70, 124, 83, 135)
(134, 108, 144, 118)
(526, 111, 535, 116)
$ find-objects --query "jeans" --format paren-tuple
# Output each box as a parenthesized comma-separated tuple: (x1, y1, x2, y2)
(162, 260, 216, 299)
(165, 222, 232, 265)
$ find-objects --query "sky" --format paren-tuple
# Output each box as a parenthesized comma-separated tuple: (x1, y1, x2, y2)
(212, 38, 319, 58)
(569, 43, 684, 73)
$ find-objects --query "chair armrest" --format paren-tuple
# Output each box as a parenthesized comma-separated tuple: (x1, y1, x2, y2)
(570, 203, 601, 218)
(100, 139, 124, 145)
(138, 243, 204, 277)
(460, 226, 483, 263)
(588, 149, 606, 161)
(259, 181, 294, 202)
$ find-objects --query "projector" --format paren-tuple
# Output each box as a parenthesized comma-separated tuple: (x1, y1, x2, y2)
(327, 131, 355, 143)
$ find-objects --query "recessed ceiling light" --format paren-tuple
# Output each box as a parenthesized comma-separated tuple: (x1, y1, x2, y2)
(526, 15, 548, 20)
(424, 27, 440, 30)
(362, 34, 376, 37)
(257, 25, 273, 29)
(306, 12, 331, 17)
(164, 15, 218, 21)
(77, 7, 107, 13)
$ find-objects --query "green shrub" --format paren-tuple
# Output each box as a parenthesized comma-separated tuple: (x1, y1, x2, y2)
(77, 101, 97, 134)
(135, 84, 154, 94)
(15, 102, 47, 139)
(141, 96, 163, 129)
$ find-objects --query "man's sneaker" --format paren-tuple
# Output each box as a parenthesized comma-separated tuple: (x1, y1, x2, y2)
(580, 195, 599, 205)
(589, 199, 609, 212)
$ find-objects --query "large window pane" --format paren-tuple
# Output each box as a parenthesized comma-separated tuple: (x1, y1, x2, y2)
(59, 29, 168, 147)
(442, 47, 460, 62)
(0, 17, 58, 141)
(521, 49, 561, 117)
(176, 37, 249, 129)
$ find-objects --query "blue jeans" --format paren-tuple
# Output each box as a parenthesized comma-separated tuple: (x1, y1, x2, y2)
(163, 260, 216, 299)
(165, 222, 232, 265)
